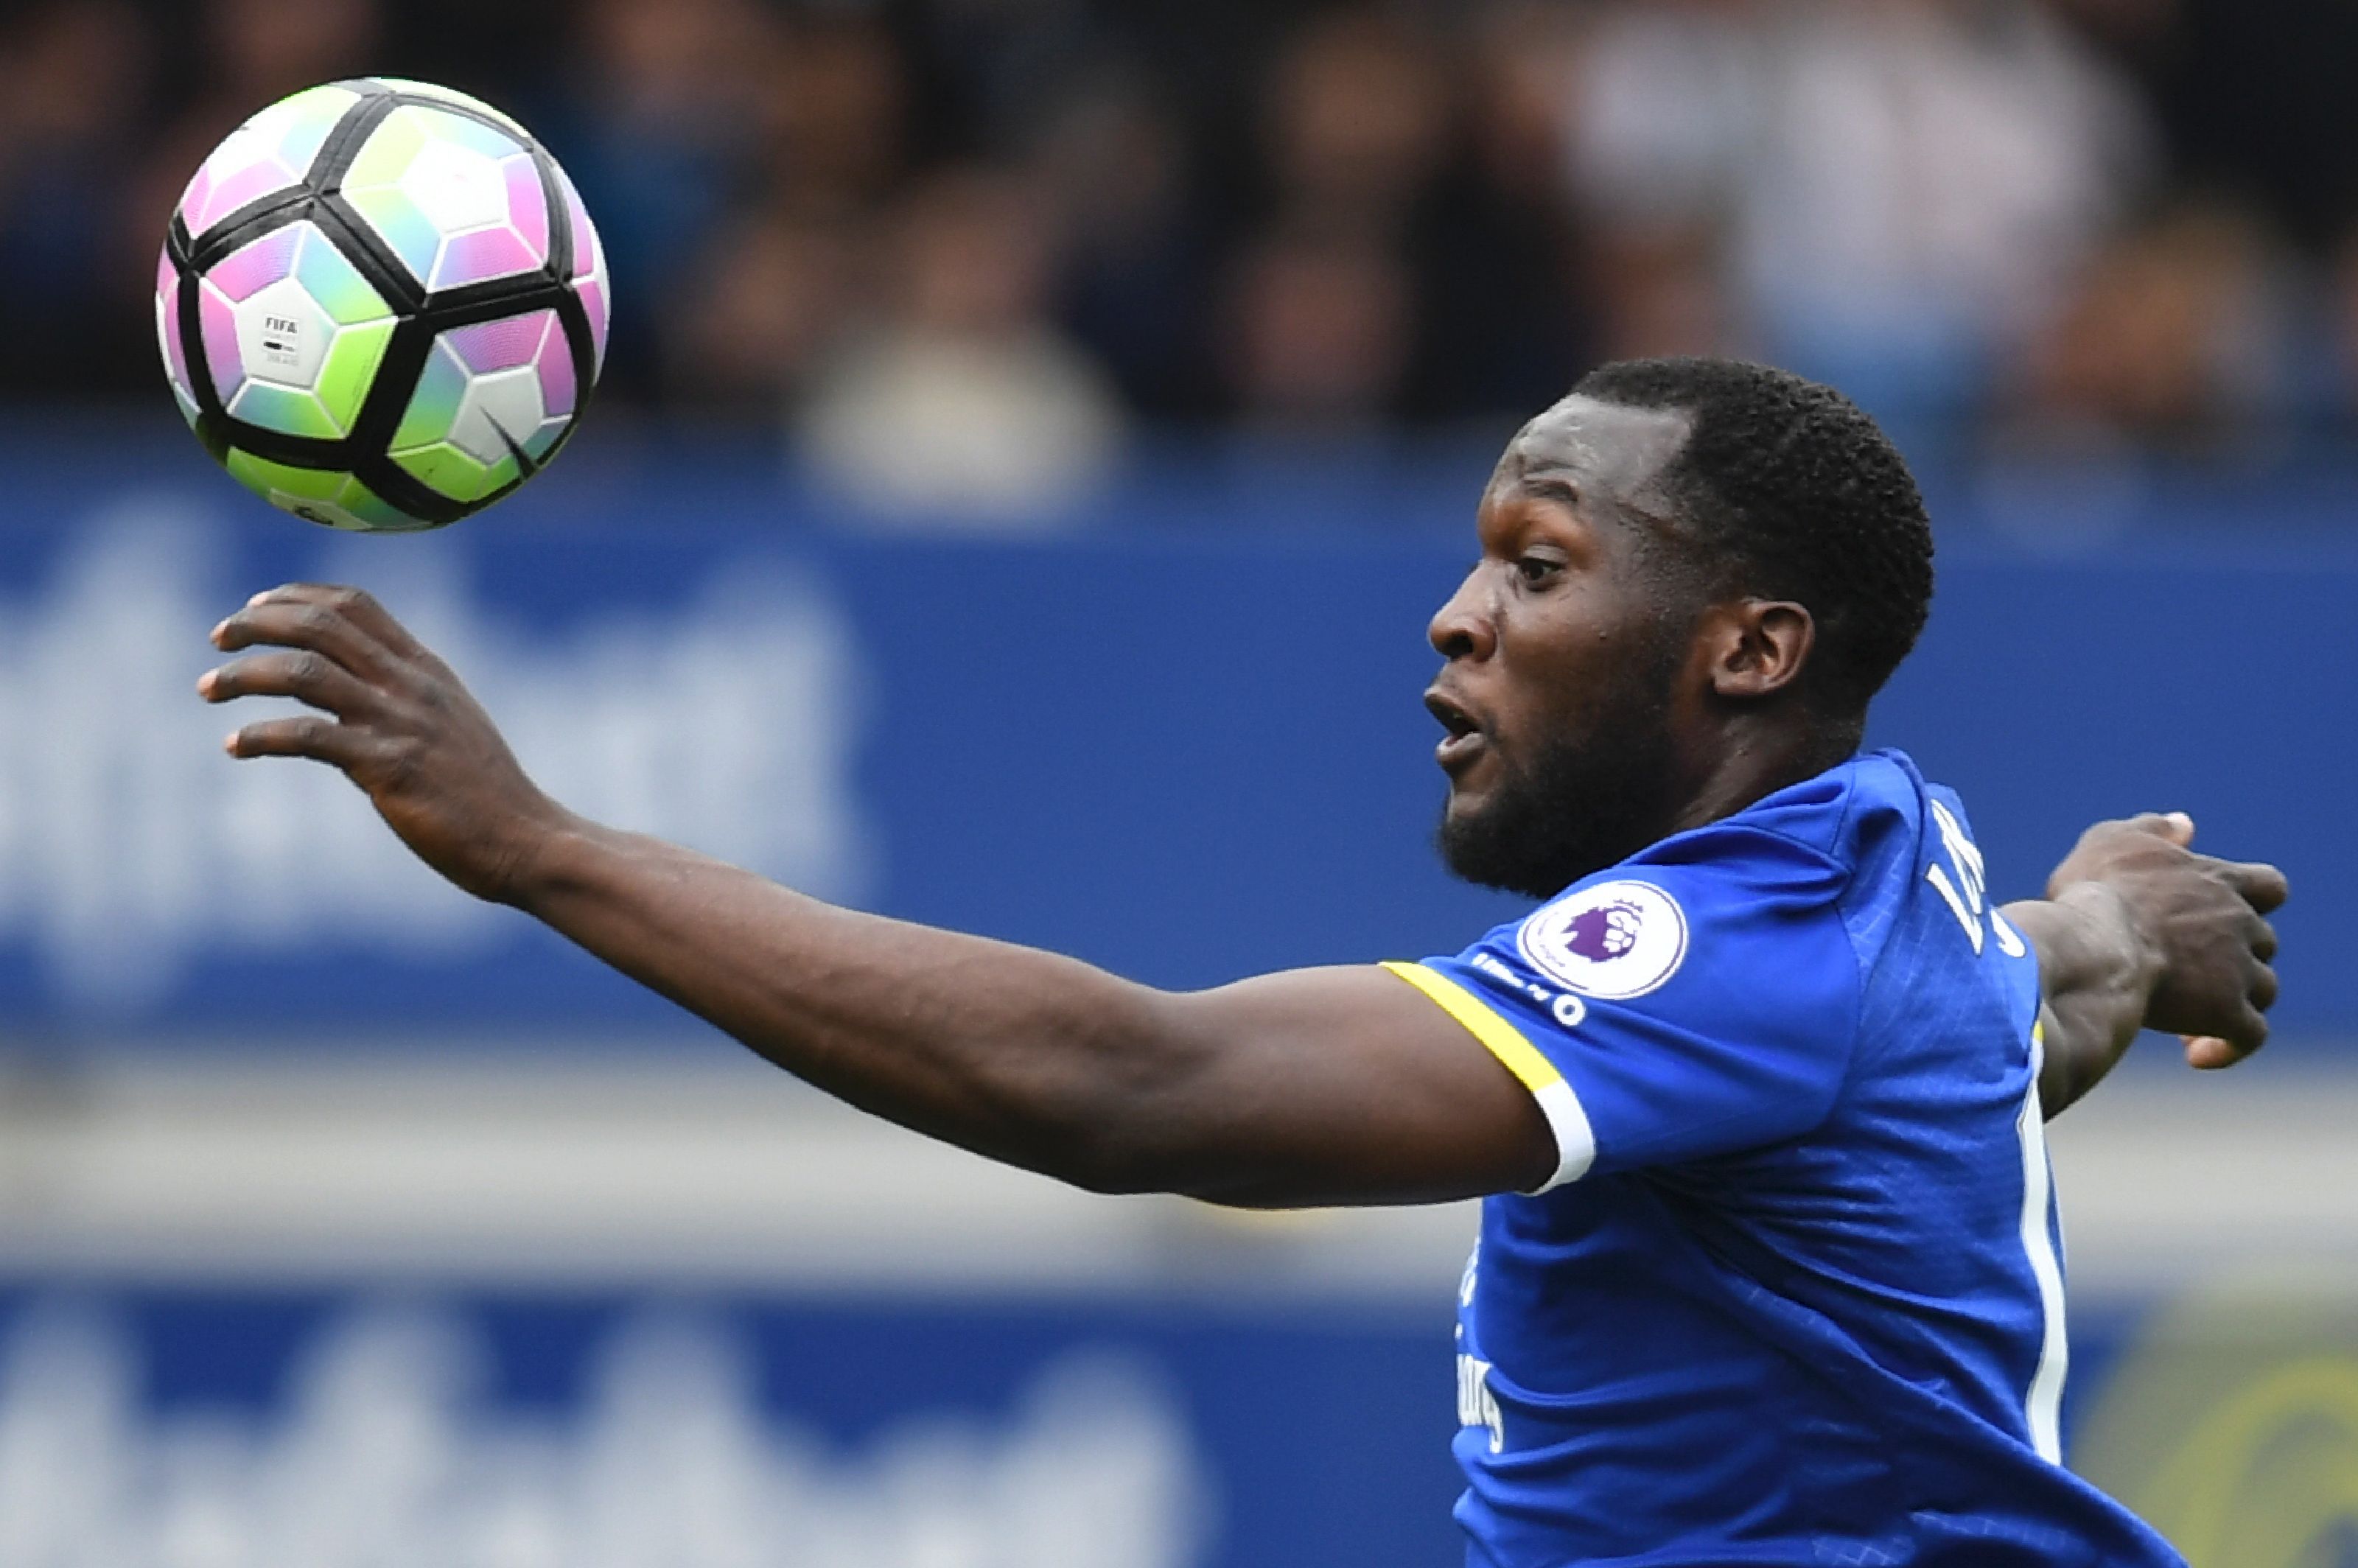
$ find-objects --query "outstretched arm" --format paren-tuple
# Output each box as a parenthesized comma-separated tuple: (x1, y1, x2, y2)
(198, 586, 1556, 1208)
(2003, 815, 2285, 1120)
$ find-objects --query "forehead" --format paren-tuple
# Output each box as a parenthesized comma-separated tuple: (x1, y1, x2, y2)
(1493, 394, 1693, 508)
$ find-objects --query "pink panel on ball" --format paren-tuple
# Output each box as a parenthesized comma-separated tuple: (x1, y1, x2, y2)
(181, 155, 298, 237)
(430, 225, 539, 291)
(444, 309, 557, 375)
(503, 158, 551, 262)
(574, 275, 609, 371)
(206, 226, 303, 303)
(197, 284, 243, 402)
(536, 320, 576, 419)
(558, 170, 601, 283)
(157, 256, 193, 394)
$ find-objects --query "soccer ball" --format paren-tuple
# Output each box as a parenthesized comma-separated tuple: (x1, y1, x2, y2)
(156, 79, 608, 532)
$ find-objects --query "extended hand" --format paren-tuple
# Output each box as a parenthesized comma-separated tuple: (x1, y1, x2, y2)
(199, 584, 567, 903)
(2046, 813, 2286, 1069)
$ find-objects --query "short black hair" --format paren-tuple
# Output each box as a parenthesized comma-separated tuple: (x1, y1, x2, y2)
(1572, 357, 1935, 718)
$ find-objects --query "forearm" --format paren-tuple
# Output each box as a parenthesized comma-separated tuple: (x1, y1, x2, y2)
(511, 812, 1206, 1192)
(2003, 885, 2163, 1119)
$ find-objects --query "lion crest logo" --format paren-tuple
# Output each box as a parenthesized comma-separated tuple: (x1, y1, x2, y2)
(1517, 880, 1688, 1000)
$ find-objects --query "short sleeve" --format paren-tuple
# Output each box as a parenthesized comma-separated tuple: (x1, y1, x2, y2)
(1388, 827, 1860, 1191)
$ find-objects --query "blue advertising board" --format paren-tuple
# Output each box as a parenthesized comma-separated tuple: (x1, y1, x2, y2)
(0, 1278, 2340, 1567)
(0, 430, 2344, 1045)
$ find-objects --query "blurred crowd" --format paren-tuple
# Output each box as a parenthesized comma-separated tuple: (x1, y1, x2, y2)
(10, 0, 2358, 509)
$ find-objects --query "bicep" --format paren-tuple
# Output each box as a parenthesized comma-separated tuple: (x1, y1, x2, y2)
(1143, 965, 1556, 1208)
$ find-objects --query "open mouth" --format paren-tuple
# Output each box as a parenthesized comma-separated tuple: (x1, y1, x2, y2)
(1424, 689, 1487, 772)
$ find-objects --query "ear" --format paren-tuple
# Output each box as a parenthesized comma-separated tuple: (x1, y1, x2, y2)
(1702, 599, 1815, 701)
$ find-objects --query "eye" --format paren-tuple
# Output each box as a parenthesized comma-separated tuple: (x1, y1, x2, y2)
(1513, 553, 1564, 587)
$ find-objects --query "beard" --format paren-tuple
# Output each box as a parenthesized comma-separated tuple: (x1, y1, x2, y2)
(1434, 645, 1686, 901)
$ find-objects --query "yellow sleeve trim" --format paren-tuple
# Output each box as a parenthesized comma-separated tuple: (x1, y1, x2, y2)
(1379, 960, 1563, 1094)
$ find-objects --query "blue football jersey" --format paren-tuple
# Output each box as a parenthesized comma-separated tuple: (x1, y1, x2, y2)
(1388, 749, 2183, 1567)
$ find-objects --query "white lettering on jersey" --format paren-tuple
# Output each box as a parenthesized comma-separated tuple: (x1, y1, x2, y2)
(1925, 800, 1986, 951)
(1455, 1242, 1504, 1452)
(1463, 950, 1590, 1028)
(1457, 1354, 1505, 1455)
(1926, 799, 2028, 956)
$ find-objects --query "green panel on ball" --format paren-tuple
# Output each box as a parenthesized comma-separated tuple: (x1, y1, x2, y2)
(313, 320, 394, 433)
(344, 186, 442, 284)
(332, 475, 430, 531)
(294, 231, 392, 326)
(390, 340, 469, 449)
(230, 382, 341, 441)
(224, 450, 346, 505)
(392, 439, 517, 504)
(368, 77, 533, 140)
(340, 108, 430, 190)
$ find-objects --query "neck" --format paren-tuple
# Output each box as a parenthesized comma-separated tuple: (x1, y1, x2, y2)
(1666, 714, 1856, 837)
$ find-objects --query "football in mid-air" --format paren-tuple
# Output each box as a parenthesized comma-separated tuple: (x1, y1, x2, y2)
(156, 78, 607, 532)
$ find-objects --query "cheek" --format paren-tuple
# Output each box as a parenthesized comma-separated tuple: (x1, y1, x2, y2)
(1494, 592, 1633, 729)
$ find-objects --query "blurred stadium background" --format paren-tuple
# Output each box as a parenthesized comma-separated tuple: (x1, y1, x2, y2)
(1, 0, 2356, 1562)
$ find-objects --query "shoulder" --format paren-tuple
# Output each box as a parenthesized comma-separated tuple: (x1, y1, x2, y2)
(1656, 749, 1929, 872)
(1665, 749, 1949, 938)
(1509, 756, 1941, 1021)
(1411, 808, 1868, 1184)
(1469, 811, 1862, 1040)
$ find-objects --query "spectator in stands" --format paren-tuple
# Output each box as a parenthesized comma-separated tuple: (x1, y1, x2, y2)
(6, 0, 2353, 458)
(662, 213, 862, 419)
(659, 13, 910, 414)
(1035, 74, 1219, 421)
(2010, 201, 2289, 450)
(550, 0, 783, 399)
(1231, 7, 1593, 431)
(756, 11, 910, 222)
(1567, 0, 2155, 424)
(132, 0, 382, 261)
(1222, 222, 1413, 438)
(0, 1, 155, 396)
(1260, 10, 1451, 245)
(797, 164, 1124, 521)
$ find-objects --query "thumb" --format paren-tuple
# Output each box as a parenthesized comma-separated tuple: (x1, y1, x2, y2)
(2130, 811, 2196, 847)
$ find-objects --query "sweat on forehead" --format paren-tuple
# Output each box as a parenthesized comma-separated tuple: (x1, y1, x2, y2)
(1500, 396, 1694, 504)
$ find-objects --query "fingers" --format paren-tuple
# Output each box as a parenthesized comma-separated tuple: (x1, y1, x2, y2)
(223, 714, 371, 768)
(2219, 859, 2289, 914)
(237, 584, 424, 657)
(198, 648, 379, 718)
(2186, 1007, 2267, 1068)
(209, 585, 421, 682)
(2180, 954, 2279, 1070)
(2121, 811, 2196, 846)
(2183, 1035, 2243, 1070)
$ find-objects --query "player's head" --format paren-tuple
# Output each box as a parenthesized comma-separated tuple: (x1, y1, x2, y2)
(1428, 356, 1934, 898)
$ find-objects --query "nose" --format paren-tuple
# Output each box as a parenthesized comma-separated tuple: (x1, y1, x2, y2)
(1429, 566, 1496, 662)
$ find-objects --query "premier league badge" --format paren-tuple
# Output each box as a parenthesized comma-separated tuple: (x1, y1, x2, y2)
(1517, 879, 1689, 999)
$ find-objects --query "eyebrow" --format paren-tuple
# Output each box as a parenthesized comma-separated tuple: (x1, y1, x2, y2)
(1517, 475, 1579, 508)
(1521, 470, 1688, 544)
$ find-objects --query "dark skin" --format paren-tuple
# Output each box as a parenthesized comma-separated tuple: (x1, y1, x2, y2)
(195, 396, 2284, 1203)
